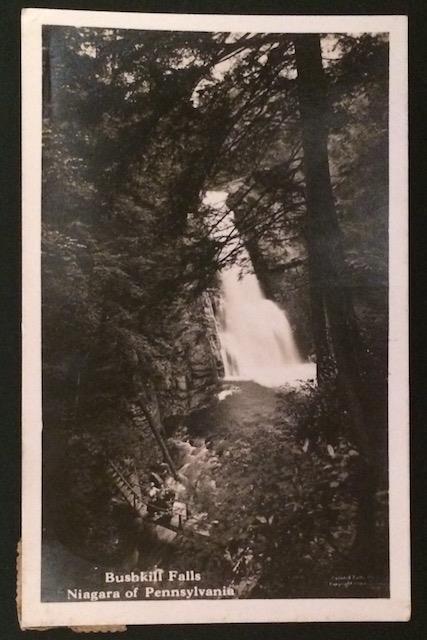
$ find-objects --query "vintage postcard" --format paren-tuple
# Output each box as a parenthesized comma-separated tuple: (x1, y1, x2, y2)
(21, 9, 409, 627)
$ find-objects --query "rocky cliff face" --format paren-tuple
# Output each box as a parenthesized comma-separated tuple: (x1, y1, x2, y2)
(157, 291, 224, 431)
(248, 242, 314, 360)
(42, 286, 225, 561)
(229, 193, 314, 360)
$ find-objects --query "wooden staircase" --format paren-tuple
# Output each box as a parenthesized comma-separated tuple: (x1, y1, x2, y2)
(84, 440, 209, 541)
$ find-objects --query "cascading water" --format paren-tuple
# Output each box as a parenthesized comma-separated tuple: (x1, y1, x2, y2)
(204, 190, 315, 388)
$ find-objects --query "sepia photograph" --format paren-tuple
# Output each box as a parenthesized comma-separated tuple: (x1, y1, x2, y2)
(21, 10, 409, 627)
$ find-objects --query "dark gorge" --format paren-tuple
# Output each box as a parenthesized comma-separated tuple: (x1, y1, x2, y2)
(41, 27, 390, 600)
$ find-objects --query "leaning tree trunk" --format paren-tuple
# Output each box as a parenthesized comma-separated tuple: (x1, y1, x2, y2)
(294, 34, 376, 564)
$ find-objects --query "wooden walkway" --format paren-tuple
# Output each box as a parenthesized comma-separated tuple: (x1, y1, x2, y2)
(85, 440, 209, 541)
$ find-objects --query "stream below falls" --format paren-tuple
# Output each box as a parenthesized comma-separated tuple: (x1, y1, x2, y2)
(42, 191, 318, 600)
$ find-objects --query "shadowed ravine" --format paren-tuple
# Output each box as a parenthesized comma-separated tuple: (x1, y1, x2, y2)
(43, 373, 389, 600)
(42, 379, 314, 600)
(39, 28, 391, 607)
(41, 184, 389, 600)
(42, 198, 321, 601)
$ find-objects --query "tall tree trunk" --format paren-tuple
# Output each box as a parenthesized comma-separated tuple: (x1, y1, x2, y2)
(294, 34, 376, 564)
(307, 250, 333, 386)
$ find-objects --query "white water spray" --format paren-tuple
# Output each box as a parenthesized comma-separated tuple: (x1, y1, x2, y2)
(204, 190, 315, 388)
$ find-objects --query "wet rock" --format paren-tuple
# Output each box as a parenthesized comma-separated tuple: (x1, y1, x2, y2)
(176, 375, 188, 391)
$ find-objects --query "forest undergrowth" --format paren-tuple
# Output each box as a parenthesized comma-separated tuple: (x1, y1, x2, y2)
(42, 380, 388, 600)
(171, 380, 389, 598)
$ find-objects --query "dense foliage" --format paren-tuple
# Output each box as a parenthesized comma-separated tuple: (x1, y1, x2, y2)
(41, 27, 389, 598)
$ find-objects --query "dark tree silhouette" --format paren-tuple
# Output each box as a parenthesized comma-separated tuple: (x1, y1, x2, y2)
(294, 34, 377, 564)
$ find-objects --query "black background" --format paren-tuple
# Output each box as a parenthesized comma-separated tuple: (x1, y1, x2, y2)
(1, 0, 425, 638)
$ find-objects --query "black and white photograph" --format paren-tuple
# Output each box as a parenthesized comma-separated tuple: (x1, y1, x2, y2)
(21, 10, 409, 627)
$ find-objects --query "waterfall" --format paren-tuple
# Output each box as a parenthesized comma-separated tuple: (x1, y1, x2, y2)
(204, 190, 315, 388)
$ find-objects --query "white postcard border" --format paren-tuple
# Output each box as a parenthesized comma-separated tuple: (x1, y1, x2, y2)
(21, 8, 409, 627)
